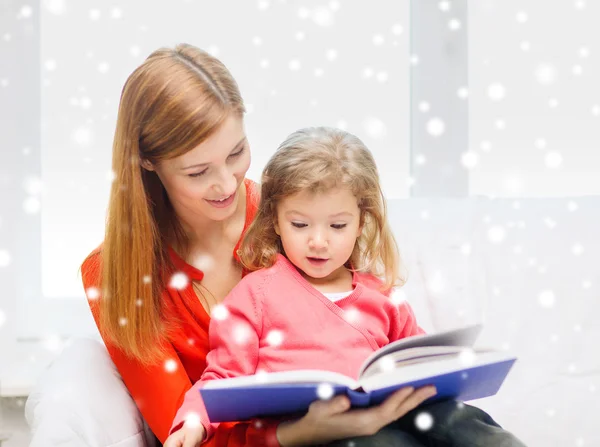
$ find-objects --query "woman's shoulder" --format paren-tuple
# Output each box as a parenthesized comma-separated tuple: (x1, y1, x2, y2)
(81, 244, 103, 285)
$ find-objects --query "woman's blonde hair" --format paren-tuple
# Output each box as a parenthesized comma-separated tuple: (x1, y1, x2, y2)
(83, 44, 245, 364)
(239, 127, 404, 292)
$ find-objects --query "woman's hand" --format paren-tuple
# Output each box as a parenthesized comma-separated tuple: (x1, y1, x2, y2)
(276, 385, 437, 446)
(163, 424, 206, 447)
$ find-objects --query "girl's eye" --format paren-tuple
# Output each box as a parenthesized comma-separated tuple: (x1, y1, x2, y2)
(331, 224, 347, 229)
(188, 170, 208, 178)
(291, 222, 307, 228)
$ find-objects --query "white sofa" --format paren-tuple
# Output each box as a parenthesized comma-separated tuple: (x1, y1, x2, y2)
(25, 197, 600, 446)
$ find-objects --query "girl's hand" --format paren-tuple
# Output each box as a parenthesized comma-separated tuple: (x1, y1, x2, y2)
(163, 424, 206, 447)
(276, 385, 437, 446)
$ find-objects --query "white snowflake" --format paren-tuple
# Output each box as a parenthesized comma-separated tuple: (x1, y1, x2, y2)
(233, 323, 252, 345)
(427, 270, 446, 293)
(418, 101, 430, 112)
(391, 24, 403, 35)
(169, 272, 189, 290)
(211, 304, 229, 321)
(461, 151, 479, 170)
(111, 7, 122, 19)
(297, 7, 310, 19)
(378, 356, 396, 372)
(376, 71, 388, 83)
(415, 154, 427, 165)
(266, 329, 284, 346)
(572, 65, 583, 76)
(457, 86, 469, 99)
(44, 335, 63, 352)
(567, 201, 578, 212)
(548, 98, 559, 108)
(183, 411, 201, 427)
(326, 49, 338, 61)
(363, 117, 387, 139)
(316, 383, 334, 400)
(45, 59, 57, 71)
(591, 105, 600, 116)
(289, 59, 301, 71)
(98, 62, 110, 74)
(487, 225, 506, 244)
(260, 59, 270, 69)
(142, 274, 152, 284)
(72, 127, 94, 145)
(119, 317, 128, 326)
(19, 5, 33, 18)
(520, 41, 531, 52)
(579, 47, 590, 58)
(460, 243, 471, 256)
(459, 349, 476, 366)
(487, 83, 506, 101)
(252, 36, 262, 46)
(389, 288, 407, 306)
(80, 97, 92, 110)
(0, 309, 6, 328)
(23, 197, 41, 214)
(438, 1, 450, 12)
(258, 0, 269, 11)
(343, 308, 360, 323)
(495, 119, 506, 130)
(410, 54, 420, 66)
(372, 34, 385, 46)
(130, 46, 141, 57)
(448, 19, 461, 30)
(544, 151, 563, 169)
(415, 411, 434, 431)
(534, 64, 557, 86)
(86, 287, 100, 300)
(312, 7, 334, 27)
(71, 127, 93, 146)
(538, 290, 555, 308)
(295, 31, 305, 41)
(582, 280, 591, 289)
(516, 11, 528, 23)
(165, 359, 178, 373)
(480, 140, 491, 152)
(426, 117, 445, 137)
(534, 138, 547, 149)
(572, 243, 584, 256)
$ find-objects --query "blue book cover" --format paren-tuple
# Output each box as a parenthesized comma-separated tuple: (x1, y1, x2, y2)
(200, 325, 517, 422)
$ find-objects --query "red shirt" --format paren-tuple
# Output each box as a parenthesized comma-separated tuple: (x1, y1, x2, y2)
(82, 179, 280, 446)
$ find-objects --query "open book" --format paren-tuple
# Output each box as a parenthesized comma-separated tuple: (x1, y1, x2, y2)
(200, 324, 517, 422)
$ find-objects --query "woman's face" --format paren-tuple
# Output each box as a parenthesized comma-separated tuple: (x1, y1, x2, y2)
(145, 114, 251, 225)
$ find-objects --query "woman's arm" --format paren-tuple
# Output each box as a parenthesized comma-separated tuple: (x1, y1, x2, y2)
(82, 253, 274, 446)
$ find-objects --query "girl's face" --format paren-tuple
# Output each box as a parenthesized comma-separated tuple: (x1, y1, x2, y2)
(144, 114, 251, 226)
(275, 187, 362, 286)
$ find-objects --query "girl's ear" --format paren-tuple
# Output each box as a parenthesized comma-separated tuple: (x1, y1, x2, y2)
(274, 218, 281, 236)
(140, 159, 155, 172)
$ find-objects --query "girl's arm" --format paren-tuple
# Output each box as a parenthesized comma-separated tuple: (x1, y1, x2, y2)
(170, 279, 263, 440)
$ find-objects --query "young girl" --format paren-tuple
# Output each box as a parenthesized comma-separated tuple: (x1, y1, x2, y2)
(165, 127, 526, 447)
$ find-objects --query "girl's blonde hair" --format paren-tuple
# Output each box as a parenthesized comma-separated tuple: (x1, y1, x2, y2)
(83, 44, 245, 364)
(239, 127, 404, 292)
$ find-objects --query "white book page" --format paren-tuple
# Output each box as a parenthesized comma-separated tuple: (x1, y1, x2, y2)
(358, 350, 516, 392)
(202, 369, 359, 390)
(357, 324, 484, 378)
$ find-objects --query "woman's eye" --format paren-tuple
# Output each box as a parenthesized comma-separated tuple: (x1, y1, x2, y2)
(229, 147, 245, 158)
(291, 222, 307, 228)
(188, 170, 207, 178)
(331, 224, 347, 229)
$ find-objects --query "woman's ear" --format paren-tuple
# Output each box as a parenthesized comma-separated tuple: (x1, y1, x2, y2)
(140, 159, 155, 171)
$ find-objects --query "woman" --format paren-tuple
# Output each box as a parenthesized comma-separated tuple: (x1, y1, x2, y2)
(79, 44, 433, 446)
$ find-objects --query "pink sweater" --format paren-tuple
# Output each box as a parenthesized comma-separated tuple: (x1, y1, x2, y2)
(171, 254, 424, 439)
